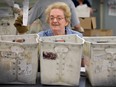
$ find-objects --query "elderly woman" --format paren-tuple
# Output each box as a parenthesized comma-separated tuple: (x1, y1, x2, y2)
(38, 2, 82, 37)
(38, 2, 84, 70)
(14, 0, 84, 34)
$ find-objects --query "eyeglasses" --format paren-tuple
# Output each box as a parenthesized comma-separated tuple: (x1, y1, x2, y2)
(49, 17, 65, 21)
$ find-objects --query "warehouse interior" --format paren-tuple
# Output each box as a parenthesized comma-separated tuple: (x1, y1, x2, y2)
(0, 0, 116, 87)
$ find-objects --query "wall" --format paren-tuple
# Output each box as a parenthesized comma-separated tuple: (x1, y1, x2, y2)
(92, 0, 116, 36)
(92, 0, 101, 29)
(104, 0, 116, 35)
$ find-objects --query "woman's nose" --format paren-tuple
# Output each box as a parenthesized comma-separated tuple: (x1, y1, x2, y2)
(53, 18, 58, 22)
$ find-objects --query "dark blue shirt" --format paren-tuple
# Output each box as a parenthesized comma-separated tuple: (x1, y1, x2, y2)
(72, 0, 92, 7)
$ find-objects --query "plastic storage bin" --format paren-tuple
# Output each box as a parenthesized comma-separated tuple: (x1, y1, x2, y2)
(0, 34, 39, 84)
(0, 1, 17, 35)
(0, 17, 17, 35)
(83, 36, 116, 86)
(39, 34, 84, 86)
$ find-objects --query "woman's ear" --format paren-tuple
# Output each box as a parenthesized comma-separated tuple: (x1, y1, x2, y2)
(65, 21, 69, 26)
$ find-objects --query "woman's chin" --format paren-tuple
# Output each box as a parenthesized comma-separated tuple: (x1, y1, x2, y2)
(52, 27, 60, 30)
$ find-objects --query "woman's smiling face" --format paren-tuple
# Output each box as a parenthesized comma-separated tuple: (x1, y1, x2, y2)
(49, 8, 68, 33)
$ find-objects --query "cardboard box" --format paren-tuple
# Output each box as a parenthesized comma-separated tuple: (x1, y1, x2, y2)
(79, 17, 96, 29)
(83, 29, 113, 36)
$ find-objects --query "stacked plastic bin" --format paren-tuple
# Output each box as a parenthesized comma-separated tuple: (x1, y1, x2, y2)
(39, 34, 84, 86)
(83, 36, 116, 86)
(0, 34, 39, 84)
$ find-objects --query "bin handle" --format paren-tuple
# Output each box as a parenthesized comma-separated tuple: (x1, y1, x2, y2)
(96, 41, 108, 43)
(12, 39, 25, 43)
(55, 39, 65, 42)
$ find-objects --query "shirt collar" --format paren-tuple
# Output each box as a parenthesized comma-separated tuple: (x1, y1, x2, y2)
(46, 28, 70, 36)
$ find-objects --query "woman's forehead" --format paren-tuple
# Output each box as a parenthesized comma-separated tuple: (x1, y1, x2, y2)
(50, 9, 64, 16)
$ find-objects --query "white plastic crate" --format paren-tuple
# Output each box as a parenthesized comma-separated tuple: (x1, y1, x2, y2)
(0, 34, 39, 84)
(83, 36, 116, 86)
(39, 34, 84, 86)
(0, 17, 17, 35)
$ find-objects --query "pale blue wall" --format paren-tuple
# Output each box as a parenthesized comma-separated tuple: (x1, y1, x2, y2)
(92, 0, 101, 29)
(104, 0, 116, 35)
(92, 0, 116, 35)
